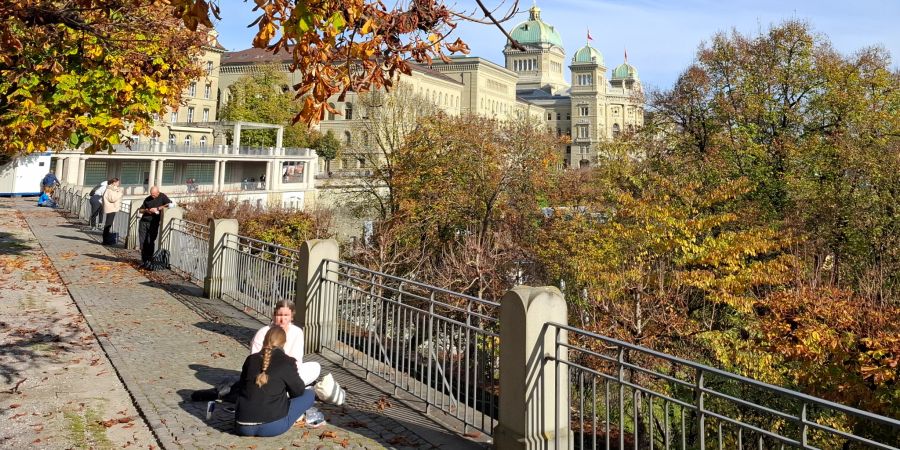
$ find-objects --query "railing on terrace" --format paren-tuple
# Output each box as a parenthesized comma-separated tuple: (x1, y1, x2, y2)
(317, 259, 500, 435)
(545, 322, 900, 450)
(111, 202, 131, 245)
(164, 219, 209, 283)
(218, 233, 299, 323)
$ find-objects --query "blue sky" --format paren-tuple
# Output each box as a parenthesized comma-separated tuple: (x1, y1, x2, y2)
(213, 0, 900, 92)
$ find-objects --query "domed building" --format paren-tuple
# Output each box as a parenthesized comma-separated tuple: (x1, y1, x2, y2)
(503, 5, 568, 95)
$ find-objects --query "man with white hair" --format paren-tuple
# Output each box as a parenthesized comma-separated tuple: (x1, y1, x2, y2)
(137, 186, 172, 269)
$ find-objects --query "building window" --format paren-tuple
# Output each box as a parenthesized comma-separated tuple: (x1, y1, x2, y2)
(547, 112, 552, 121)
(566, 112, 571, 120)
(84, 161, 108, 186)
(199, 136, 207, 147)
(344, 131, 351, 145)
(184, 135, 192, 147)
(205, 83, 211, 99)
(168, 134, 176, 146)
(202, 108, 209, 122)
(345, 103, 353, 120)
(187, 107, 194, 123)
(206, 61, 213, 75)
(189, 82, 196, 97)
(170, 111, 178, 123)
(556, 112, 561, 120)
(577, 125, 589, 139)
(612, 123, 621, 138)
(580, 106, 589, 116)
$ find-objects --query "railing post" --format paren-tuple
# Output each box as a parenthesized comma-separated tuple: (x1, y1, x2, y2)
(126, 199, 142, 249)
(203, 219, 238, 299)
(495, 286, 570, 450)
(295, 239, 339, 354)
(159, 207, 183, 255)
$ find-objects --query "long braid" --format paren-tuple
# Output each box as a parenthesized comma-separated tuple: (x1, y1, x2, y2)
(255, 347, 273, 387)
(255, 326, 286, 388)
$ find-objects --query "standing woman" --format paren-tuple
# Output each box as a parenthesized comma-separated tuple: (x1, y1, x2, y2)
(101, 178, 123, 245)
(235, 327, 315, 437)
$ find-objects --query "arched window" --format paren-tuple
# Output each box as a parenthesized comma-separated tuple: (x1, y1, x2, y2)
(199, 136, 207, 147)
(612, 123, 621, 138)
(345, 103, 353, 120)
(344, 131, 352, 145)
(184, 135, 192, 147)
(168, 134, 176, 146)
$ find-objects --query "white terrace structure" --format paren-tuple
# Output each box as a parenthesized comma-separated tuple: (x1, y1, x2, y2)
(51, 121, 317, 209)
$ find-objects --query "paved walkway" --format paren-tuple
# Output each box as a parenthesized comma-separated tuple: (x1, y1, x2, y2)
(4, 198, 485, 449)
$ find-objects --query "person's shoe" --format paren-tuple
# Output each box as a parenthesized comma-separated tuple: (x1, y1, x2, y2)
(205, 401, 216, 421)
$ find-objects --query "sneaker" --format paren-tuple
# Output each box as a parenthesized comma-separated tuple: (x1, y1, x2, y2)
(205, 401, 216, 421)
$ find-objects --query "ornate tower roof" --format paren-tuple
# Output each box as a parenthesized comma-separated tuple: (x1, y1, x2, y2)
(509, 5, 563, 48)
(572, 44, 604, 65)
(612, 62, 638, 79)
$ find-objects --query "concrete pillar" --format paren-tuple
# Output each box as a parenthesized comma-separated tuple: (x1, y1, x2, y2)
(276, 126, 283, 149)
(66, 156, 79, 185)
(158, 206, 183, 255)
(203, 218, 239, 299)
(76, 157, 86, 187)
(494, 286, 570, 450)
(155, 158, 165, 187)
(212, 160, 221, 192)
(148, 159, 157, 189)
(295, 239, 340, 353)
(219, 161, 227, 190)
(232, 123, 241, 152)
(126, 199, 143, 250)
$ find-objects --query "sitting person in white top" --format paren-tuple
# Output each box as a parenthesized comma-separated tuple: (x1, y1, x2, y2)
(250, 300, 321, 385)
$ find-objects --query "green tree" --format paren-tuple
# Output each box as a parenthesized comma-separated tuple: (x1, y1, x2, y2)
(0, 1, 204, 161)
(313, 130, 341, 174)
(219, 63, 311, 147)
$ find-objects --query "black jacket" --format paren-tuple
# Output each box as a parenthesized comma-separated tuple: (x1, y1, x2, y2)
(235, 348, 306, 424)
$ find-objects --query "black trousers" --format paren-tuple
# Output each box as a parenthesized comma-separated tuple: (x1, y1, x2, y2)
(138, 219, 160, 263)
(102, 212, 117, 244)
(89, 195, 103, 227)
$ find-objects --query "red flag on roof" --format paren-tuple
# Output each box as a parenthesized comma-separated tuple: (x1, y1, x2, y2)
(587, 29, 593, 41)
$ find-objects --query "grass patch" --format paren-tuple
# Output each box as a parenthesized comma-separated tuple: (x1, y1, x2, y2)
(64, 407, 112, 449)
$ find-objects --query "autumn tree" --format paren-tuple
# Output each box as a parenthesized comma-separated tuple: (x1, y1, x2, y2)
(218, 63, 312, 147)
(0, 0, 205, 161)
(651, 20, 900, 303)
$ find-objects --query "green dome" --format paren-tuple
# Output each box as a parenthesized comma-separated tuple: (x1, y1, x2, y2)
(509, 6, 563, 48)
(573, 44, 603, 65)
(612, 62, 638, 79)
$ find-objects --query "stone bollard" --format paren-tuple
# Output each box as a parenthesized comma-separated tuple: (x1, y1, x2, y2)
(203, 218, 238, 299)
(126, 199, 143, 250)
(295, 239, 340, 353)
(495, 286, 571, 450)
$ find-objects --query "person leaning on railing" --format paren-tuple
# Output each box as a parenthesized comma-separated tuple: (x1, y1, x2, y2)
(137, 186, 172, 270)
(101, 178, 123, 245)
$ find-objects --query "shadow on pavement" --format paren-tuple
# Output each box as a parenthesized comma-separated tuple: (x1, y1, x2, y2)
(82, 253, 124, 262)
(193, 321, 257, 345)
(0, 231, 32, 255)
(54, 234, 97, 243)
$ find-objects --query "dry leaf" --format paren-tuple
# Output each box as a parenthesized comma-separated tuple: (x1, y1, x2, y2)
(319, 431, 338, 439)
(118, 416, 133, 423)
(9, 403, 21, 409)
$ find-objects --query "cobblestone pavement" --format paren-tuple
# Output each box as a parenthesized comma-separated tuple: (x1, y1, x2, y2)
(11, 198, 486, 449)
(0, 200, 155, 449)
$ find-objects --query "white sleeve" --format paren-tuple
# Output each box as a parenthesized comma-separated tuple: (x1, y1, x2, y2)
(284, 325, 304, 364)
(250, 326, 268, 354)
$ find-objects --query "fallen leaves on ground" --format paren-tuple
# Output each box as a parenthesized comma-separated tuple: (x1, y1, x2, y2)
(376, 396, 392, 411)
(319, 431, 338, 440)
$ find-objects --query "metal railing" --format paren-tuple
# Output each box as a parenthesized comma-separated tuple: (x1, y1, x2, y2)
(317, 259, 500, 435)
(219, 233, 299, 323)
(545, 323, 900, 450)
(110, 202, 131, 244)
(165, 219, 209, 283)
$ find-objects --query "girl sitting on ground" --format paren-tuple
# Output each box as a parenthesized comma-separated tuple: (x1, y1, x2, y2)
(234, 326, 315, 437)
